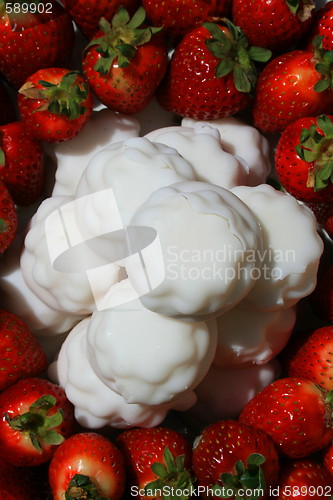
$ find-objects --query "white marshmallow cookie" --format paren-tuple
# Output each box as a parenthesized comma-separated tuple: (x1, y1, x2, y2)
(49, 317, 195, 429)
(50, 108, 140, 197)
(144, 125, 249, 189)
(214, 301, 297, 367)
(85, 298, 217, 406)
(75, 137, 195, 227)
(182, 116, 272, 186)
(129, 181, 263, 318)
(231, 184, 324, 310)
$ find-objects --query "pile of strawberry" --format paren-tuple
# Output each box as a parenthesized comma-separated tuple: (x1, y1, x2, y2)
(1, 0, 333, 498)
(1, 308, 333, 498)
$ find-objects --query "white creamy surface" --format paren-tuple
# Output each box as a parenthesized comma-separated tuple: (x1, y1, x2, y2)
(232, 184, 324, 310)
(49, 317, 196, 429)
(214, 301, 296, 366)
(86, 297, 217, 406)
(130, 181, 263, 317)
(75, 137, 195, 227)
(49, 108, 140, 197)
(182, 116, 272, 186)
(144, 125, 249, 189)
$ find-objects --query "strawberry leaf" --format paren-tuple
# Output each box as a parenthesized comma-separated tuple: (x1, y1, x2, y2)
(66, 474, 108, 500)
(286, 0, 300, 14)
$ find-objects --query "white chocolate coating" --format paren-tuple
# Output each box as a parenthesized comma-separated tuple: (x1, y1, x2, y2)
(214, 302, 296, 367)
(86, 298, 217, 406)
(144, 126, 249, 189)
(49, 108, 140, 197)
(232, 184, 324, 310)
(130, 181, 263, 318)
(75, 137, 195, 226)
(182, 116, 271, 186)
(49, 317, 196, 429)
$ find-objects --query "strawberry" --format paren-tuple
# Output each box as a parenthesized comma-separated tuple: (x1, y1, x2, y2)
(274, 115, 333, 203)
(323, 442, 333, 478)
(0, 377, 74, 467)
(253, 38, 333, 133)
(306, 200, 333, 227)
(116, 426, 194, 499)
(156, 19, 272, 121)
(48, 432, 126, 500)
(0, 310, 47, 391)
(240, 377, 333, 458)
(305, 0, 333, 51)
(232, 0, 315, 53)
(141, 0, 232, 39)
(275, 459, 333, 499)
(17, 68, 94, 143)
(0, 0, 75, 89)
(61, 0, 140, 39)
(0, 180, 17, 254)
(310, 265, 333, 322)
(0, 121, 45, 206)
(284, 325, 333, 391)
(192, 420, 279, 499)
(0, 79, 16, 126)
(82, 7, 168, 115)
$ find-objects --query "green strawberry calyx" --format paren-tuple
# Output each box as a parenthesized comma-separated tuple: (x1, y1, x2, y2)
(0, 217, 9, 234)
(0, 147, 5, 167)
(312, 36, 333, 93)
(4, 394, 64, 452)
(144, 446, 195, 500)
(203, 19, 272, 94)
(84, 6, 162, 76)
(19, 71, 90, 120)
(211, 453, 267, 500)
(295, 114, 333, 191)
(65, 474, 108, 500)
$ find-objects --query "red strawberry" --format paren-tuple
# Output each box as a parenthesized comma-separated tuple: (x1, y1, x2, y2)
(305, 1, 333, 51)
(0, 0, 75, 89)
(284, 325, 333, 391)
(253, 38, 333, 133)
(156, 20, 271, 121)
(141, 0, 232, 39)
(323, 442, 333, 477)
(0, 180, 17, 254)
(0, 121, 45, 206)
(0, 377, 74, 467)
(274, 115, 333, 203)
(116, 426, 194, 499)
(0, 79, 16, 126)
(276, 459, 333, 499)
(61, 0, 140, 39)
(232, 0, 315, 53)
(82, 7, 168, 115)
(240, 377, 333, 458)
(310, 265, 333, 322)
(306, 200, 333, 227)
(17, 68, 93, 143)
(49, 432, 126, 500)
(191, 419, 279, 499)
(0, 310, 47, 392)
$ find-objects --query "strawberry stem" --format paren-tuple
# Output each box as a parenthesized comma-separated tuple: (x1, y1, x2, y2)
(295, 114, 333, 191)
(5, 394, 64, 452)
(66, 474, 108, 500)
(203, 19, 271, 94)
(19, 71, 90, 120)
(211, 453, 267, 500)
(84, 6, 162, 75)
(144, 446, 195, 500)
